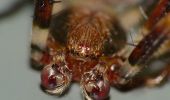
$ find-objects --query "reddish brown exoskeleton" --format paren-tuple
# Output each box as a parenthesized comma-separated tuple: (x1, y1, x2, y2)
(31, 0, 170, 100)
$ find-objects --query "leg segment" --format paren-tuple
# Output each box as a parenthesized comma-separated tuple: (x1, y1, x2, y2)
(33, 0, 60, 28)
(129, 13, 170, 66)
(145, 63, 170, 87)
(101, 13, 170, 90)
(145, 0, 170, 30)
(116, 12, 170, 90)
(31, 0, 63, 69)
(103, 55, 170, 91)
(117, 63, 170, 90)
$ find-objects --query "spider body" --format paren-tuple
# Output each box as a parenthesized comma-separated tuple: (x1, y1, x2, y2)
(30, 0, 170, 100)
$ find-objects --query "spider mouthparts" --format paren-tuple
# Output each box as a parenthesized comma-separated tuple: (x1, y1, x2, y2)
(80, 64, 110, 100)
(41, 63, 72, 95)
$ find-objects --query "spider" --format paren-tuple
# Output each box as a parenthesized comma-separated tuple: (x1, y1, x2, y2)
(29, 0, 170, 100)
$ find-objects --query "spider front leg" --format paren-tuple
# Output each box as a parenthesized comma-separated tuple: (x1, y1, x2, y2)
(123, 0, 170, 83)
(116, 62, 170, 89)
(129, 13, 170, 66)
(102, 1, 170, 90)
(145, 63, 170, 87)
(31, 0, 62, 69)
(33, 0, 61, 27)
(118, 13, 170, 89)
(124, 0, 170, 79)
(144, 0, 170, 30)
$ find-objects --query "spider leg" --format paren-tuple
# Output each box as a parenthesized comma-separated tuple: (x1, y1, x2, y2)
(119, 0, 170, 82)
(33, 0, 60, 28)
(144, 0, 170, 30)
(115, 13, 170, 91)
(31, 0, 64, 69)
(103, 57, 170, 91)
(106, 14, 170, 91)
(117, 13, 170, 85)
(116, 62, 170, 91)
(129, 13, 170, 66)
(144, 64, 170, 87)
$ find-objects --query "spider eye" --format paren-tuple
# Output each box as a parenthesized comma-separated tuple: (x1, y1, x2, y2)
(41, 63, 72, 95)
